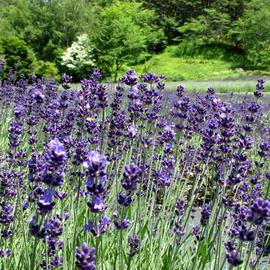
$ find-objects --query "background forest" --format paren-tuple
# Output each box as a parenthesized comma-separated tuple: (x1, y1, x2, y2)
(0, 0, 270, 81)
(1, 2, 270, 270)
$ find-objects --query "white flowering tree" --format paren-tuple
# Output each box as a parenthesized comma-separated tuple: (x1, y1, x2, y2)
(61, 34, 94, 78)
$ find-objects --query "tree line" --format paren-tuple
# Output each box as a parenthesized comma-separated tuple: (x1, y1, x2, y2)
(0, 0, 269, 81)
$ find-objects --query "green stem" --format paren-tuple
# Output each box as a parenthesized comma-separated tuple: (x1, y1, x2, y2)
(243, 225, 260, 270)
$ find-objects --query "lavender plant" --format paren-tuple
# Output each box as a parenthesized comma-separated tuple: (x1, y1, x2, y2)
(0, 67, 269, 270)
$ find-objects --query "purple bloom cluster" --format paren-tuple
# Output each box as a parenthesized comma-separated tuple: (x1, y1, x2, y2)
(76, 243, 96, 270)
(0, 67, 269, 269)
(84, 151, 109, 213)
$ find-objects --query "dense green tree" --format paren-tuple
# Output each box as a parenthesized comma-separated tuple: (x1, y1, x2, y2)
(1, 0, 268, 78)
(173, 0, 251, 64)
(0, 0, 98, 61)
(0, 35, 36, 77)
(141, 0, 247, 43)
(141, 0, 246, 22)
(230, 0, 270, 66)
(178, 8, 231, 45)
(91, 1, 164, 80)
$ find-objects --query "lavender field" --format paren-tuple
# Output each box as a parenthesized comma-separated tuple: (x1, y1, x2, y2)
(0, 69, 270, 270)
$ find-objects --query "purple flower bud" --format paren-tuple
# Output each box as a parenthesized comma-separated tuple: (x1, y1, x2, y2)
(128, 125, 138, 140)
(87, 196, 107, 213)
(226, 250, 243, 267)
(37, 189, 55, 215)
(207, 87, 215, 95)
(122, 164, 141, 192)
(159, 126, 175, 144)
(140, 72, 160, 84)
(114, 219, 130, 230)
(75, 243, 96, 270)
(249, 197, 270, 225)
(47, 139, 67, 166)
(83, 151, 108, 180)
(91, 68, 102, 81)
(230, 221, 255, 241)
(176, 85, 185, 97)
(192, 225, 201, 241)
(201, 203, 211, 226)
(128, 235, 140, 257)
(32, 89, 45, 104)
(85, 215, 110, 237)
(175, 199, 186, 217)
(118, 192, 132, 207)
(121, 70, 137, 86)
(0, 249, 11, 258)
(62, 73, 72, 89)
(14, 105, 25, 118)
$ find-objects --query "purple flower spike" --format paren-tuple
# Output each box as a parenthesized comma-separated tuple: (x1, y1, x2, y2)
(128, 125, 138, 140)
(32, 89, 45, 104)
(114, 219, 130, 230)
(159, 126, 176, 144)
(83, 151, 108, 179)
(47, 139, 67, 166)
(254, 79, 265, 98)
(140, 72, 160, 84)
(85, 215, 110, 237)
(91, 68, 102, 81)
(37, 189, 55, 215)
(201, 203, 211, 226)
(128, 235, 140, 257)
(0, 249, 11, 258)
(175, 199, 186, 217)
(122, 164, 141, 192)
(62, 73, 72, 89)
(75, 243, 96, 270)
(176, 85, 185, 97)
(87, 196, 107, 213)
(118, 192, 132, 207)
(249, 197, 270, 225)
(14, 105, 25, 118)
(121, 70, 137, 86)
(226, 250, 243, 267)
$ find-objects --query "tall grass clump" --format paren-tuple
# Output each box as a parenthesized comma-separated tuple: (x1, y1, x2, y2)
(0, 62, 270, 269)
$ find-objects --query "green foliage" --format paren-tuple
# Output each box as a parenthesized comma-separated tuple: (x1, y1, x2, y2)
(0, 0, 98, 61)
(141, 0, 246, 44)
(172, 2, 250, 69)
(33, 60, 59, 80)
(230, 0, 270, 66)
(158, 16, 180, 44)
(141, 0, 246, 23)
(174, 43, 246, 67)
(0, 35, 35, 77)
(91, 1, 165, 80)
(178, 8, 231, 46)
(0, 0, 269, 80)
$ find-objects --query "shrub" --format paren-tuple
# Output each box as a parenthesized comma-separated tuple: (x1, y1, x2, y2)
(0, 35, 35, 78)
(91, 1, 164, 81)
(33, 60, 59, 80)
(174, 42, 247, 67)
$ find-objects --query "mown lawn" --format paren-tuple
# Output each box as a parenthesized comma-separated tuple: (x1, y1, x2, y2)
(129, 46, 270, 82)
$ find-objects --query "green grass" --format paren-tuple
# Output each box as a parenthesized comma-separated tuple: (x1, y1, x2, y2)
(164, 79, 270, 93)
(130, 46, 270, 81)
